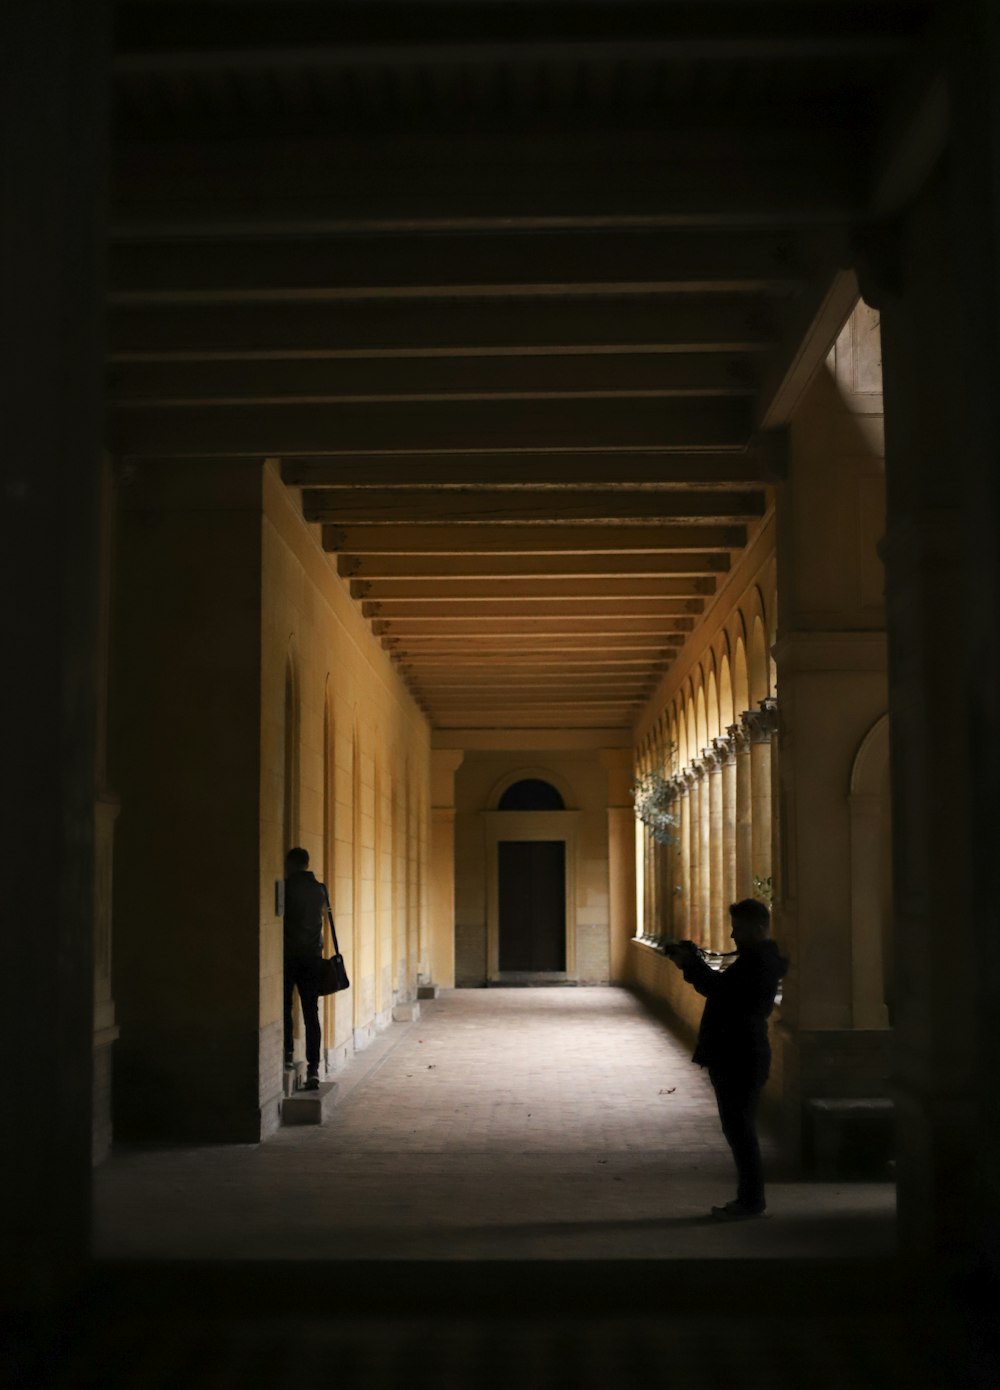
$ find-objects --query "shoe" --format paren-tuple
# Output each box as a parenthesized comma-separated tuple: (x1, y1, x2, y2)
(302, 1073, 320, 1091)
(710, 1200, 766, 1221)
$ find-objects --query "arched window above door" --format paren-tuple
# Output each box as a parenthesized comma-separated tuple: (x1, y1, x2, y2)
(498, 778, 565, 811)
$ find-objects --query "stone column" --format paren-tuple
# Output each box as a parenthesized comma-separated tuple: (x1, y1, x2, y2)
(715, 734, 738, 914)
(429, 750, 464, 989)
(601, 748, 638, 981)
(865, 151, 983, 1260)
(705, 746, 725, 952)
(676, 774, 692, 939)
(730, 722, 753, 898)
(743, 701, 777, 898)
(1, 2, 111, 1305)
(694, 759, 711, 948)
(686, 765, 702, 942)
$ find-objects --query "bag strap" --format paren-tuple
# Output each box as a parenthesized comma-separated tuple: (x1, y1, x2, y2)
(321, 882, 341, 957)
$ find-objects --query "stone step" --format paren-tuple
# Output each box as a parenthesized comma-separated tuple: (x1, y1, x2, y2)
(416, 984, 439, 1000)
(282, 1060, 306, 1098)
(281, 1080, 338, 1126)
(392, 1000, 421, 1022)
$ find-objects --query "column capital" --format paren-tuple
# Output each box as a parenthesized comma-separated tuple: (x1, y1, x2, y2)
(742, 698, 778, 744)
(712, 734, 737, 766)
(727, 721, 750, 753)
(701, 743, 725, 773)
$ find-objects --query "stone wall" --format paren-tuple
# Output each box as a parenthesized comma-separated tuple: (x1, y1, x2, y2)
(109, 460, 430, 1143)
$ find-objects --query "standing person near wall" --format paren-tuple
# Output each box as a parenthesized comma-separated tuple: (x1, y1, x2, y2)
(665, 899, 788, 1219)
(283, 847, 327, 1090)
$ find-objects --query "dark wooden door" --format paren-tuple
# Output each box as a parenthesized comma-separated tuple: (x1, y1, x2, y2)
(498, 840, 566, 972)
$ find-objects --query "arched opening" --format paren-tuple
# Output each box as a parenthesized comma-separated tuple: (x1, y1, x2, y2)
(498, 777, 566, 811)
(733, 633, 750, 717)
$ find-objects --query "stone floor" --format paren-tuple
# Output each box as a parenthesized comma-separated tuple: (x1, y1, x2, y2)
(94, 987, 897, 1262)
(12, 990, 979, 1387)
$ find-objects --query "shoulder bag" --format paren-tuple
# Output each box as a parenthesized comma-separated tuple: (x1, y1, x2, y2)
(317, 883, 350, 995)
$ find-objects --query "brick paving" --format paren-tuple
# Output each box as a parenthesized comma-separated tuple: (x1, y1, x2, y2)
(94, 987, 896, 1261)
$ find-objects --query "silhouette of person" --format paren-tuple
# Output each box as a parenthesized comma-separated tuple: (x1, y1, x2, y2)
(283, 846, 327, 1090)
(666, 898, 788, 1219)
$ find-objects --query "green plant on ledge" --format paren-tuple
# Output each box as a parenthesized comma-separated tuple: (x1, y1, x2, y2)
(631, 769, 679, 846)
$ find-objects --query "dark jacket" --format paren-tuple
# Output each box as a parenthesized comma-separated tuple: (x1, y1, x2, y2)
(283, 869, 326, 960)
(682, 940, 789, 1081)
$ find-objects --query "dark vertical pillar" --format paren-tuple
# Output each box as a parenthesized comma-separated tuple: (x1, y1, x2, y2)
(867, 7, 1000, 1267)
(875, 171, 975, 1264)
(948, 2, 1000, 1275)
(0, 3, 110, 1305)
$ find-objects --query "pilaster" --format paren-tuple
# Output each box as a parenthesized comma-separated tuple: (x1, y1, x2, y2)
(429, 749, 464, 988)
(1, 1, 111, 1304)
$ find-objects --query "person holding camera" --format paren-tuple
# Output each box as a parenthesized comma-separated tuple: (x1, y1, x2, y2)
(665, 898, 788, 1220)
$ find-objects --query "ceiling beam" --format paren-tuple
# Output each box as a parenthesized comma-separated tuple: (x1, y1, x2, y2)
(324, 523, 747, 554)
(397, 654, 670, 668)
(338, 551, 729, 579)
(361, 599, 702, 620)
(350, 576, 716, 600)
(113, 396, 753, 455)
(308, 492, 762, 525)
(283, 446, 780, 488)
(108, 297, 777, 360)
(412, 675, 655, 690)
(113, 1, 920, 65)
(374, 617, 695, 636)
(430, 716, 635, 729)
(109, 355, 756, 404)
(110, 176, 863, 243)
(756, 269, 860, 428)
(384, 634, 684, 652)
(109, 228, 810, 301)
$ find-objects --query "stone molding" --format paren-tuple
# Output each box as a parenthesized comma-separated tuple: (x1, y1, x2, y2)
(742, 697, 778, 743)
(712, 733, 737, 765)
(727, 721, 751, 753)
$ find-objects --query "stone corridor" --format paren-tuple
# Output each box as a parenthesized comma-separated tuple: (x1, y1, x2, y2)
(11, 989, 964, 1390)
(94, 988, 894, 1262)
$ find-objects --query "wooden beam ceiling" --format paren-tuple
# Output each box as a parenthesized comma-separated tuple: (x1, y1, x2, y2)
(109, 0, 933, 729)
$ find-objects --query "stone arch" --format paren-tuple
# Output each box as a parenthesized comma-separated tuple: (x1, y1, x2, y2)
(695, 681, 708, 759)
(748, 607, 770, 706)
(487, 765, 578, 812)
(732, 631, 750, 716)
(498, 778, 566, 811)
(706, 664, 720, 741)
(848, 713, 893, 1028)
(718, 647, 735, 732)
(676, 701, 689, 768)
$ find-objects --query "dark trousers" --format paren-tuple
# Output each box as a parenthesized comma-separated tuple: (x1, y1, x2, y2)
(710, 1068, 765, 1208)
(284, 957, 321, 1072)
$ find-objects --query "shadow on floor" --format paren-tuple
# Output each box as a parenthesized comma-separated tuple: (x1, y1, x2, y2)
(4, 1257, 983, 1390)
